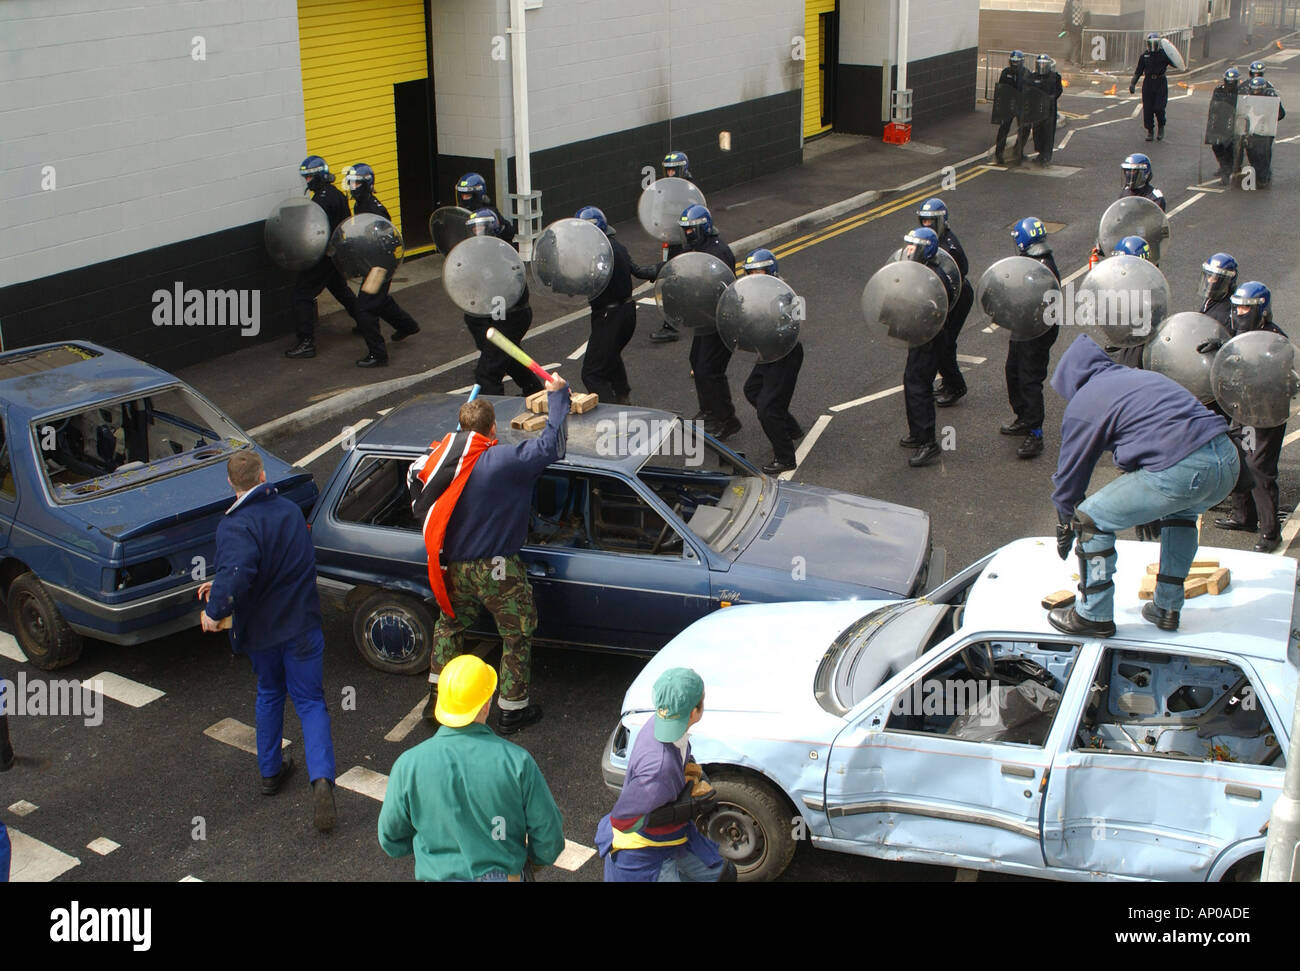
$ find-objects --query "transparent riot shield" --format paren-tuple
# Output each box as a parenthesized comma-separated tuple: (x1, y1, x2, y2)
(637, 177, 707, 246)
(1075, 254, 1171, 347)
(888, 247, 962, 307)
(1238, 94, 1281, 137)
(861, 261, 949, 349)
(328, 214, 404, 280)
(265, 197, 331, 272)
(975, 256, 1059, 341)
(1142, 312, 1231, 403)
(654, 251, 735, 335)
(441, 235, 526, 317)
(1097, 196, 1172, 264)
(528, 218, 614, 302)
(430, 206, 474, 255)
(716, 274, 802, 363)
(1212, 331, 1300, 427)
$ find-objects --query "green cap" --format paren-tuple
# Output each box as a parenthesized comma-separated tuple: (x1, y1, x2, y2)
(653, 667, 705, 742)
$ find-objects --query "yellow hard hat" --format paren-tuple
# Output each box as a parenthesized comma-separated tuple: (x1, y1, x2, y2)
(434, 655, 497, 727)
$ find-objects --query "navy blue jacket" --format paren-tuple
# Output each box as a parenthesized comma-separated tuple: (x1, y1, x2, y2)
(443, 388, 571, 562)
(204, 482, 322, 651)
(1050, 336, 1228, 519)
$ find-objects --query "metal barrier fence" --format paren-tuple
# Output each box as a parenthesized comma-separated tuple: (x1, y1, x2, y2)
(1080, 28, 1193, 74)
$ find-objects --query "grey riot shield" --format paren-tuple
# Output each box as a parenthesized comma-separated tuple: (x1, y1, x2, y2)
(1160, 37, 1186, 71)
(328, 213, 404, 279)
(430, 206, 473, 254)
(1097, 196, 1172, 264)
(888, 247, 961, 306)
(638, 177, 707, 245)
(1075, 255, 1171, 347)
(975, 256, 1059, 341)
(1237, 94, 1281, 137)
(1142, 312, 1231, 403)
(529, 218, 614, 300)
(265, 197, 331, 272)
(861, 261, 949, 349)
(1212, 331, 1300, 427)
(441, 235, 526, 316)
(1204, 88, 1237, 144)
(992, 82, 1021, 125)
(715, 274, 802, 363)
(654, 251, 735, 335)
(1021, 84, 1051, 126)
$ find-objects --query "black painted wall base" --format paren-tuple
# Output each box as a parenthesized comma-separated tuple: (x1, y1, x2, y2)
(838, 47, 978, 137)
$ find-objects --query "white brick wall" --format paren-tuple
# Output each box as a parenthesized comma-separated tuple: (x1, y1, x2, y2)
(0, 0, 306, 286)
(909, 0, 980, 60)
(842, 0, 978, 66)
(430, 0, 514, 161)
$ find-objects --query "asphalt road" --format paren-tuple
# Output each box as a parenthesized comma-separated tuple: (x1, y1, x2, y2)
(7, 70, 1299, 884)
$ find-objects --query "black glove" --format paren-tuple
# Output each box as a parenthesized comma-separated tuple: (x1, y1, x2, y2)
(643, 781, 719, 827)
(1129, 82, 1136, 95)
(1136, 521, 1162, 542)
(1197, 338, 1223, 354)
(1056, 520, 1075, 560)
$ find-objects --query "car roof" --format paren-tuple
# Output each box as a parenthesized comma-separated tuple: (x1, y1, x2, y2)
(963, 537, 1298, 663)
(357, 392, 684, 472)
(0, 342, 176, 421)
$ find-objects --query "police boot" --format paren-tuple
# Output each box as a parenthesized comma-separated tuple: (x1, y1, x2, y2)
(498, 703, 544, 735)
(909, 442, 941, 467)
(1157, 125, 1165, 141)
(1145, 129, 1154, 142)
(1141, 601, 1179, 631)
(285, 339, 316, 359)
(1017, 431, 1044, 459)
(261, 754, 296, 795)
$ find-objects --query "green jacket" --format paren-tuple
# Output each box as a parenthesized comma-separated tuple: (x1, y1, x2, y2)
(378, 722, 565, 881)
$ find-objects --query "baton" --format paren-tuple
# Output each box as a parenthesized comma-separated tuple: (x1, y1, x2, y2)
(455, 384, 481, 432)
(484, 328, 555, 384)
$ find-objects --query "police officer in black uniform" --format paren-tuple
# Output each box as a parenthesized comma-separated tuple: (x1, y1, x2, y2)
(898, 228, 960, 468)
(649, 151, 695, 344)
(1210, 68, 1243, 185)
(1001, 217, 1061, 459)
(674, 205, 739, 439)
(460, 209, 544, 398)
(342, 164, 421, 368)
(995, 51, 1033, 165)
(1131, 32, 1176, 142)
(575, 206, 656, 404)
(917, 198, 972, 408)
(1196, 252, 1239, 327)
(454, 173, 515, 243)
(738, 250, 805, 474)
(1032, 54, 1064, 166)
(286, 156, 359, 359)
(1242, 75, 1286, 187)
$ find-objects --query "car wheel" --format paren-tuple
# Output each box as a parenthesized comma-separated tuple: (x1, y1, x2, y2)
(698, 769, 797, 882)
(7, 573, 83, 671)
(352, 590, 435, 676)
(1224, 855, 1262, 882)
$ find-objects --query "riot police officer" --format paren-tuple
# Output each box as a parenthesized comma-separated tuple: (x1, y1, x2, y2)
(286, 156, 359, 359)
(898, 228, 960, 468)
(662, 150, 693, 181)
(1131, 32, 1176, 142)
(1249, 60, 1266, 81)
(1242, 75, 1286, 187)
(677, 205, 740, 439)
(995, 51, 1033, 165)
(1031, 54, 1063, 166)
(576, 206, 656, 405)
(1120, 153, 1167, 210)
(1107, 235, 1157, 369)
(1209, 68, 1243, 185)
(917, 198, 972, 408)
(342, 164, 421, 368)
(649, 151, 697, 344)
(1207, 283, 1287, 551)
(1196, 253, 1239, 327)
(461, 209, 544, 398)
(454, 173, 515, 243)
(1001, 217, 1061, 459)
(738, 250, 805, 474)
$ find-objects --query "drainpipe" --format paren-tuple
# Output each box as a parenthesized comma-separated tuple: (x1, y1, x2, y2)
(891, 0, 913, 129)
(508, 0, 539, 260)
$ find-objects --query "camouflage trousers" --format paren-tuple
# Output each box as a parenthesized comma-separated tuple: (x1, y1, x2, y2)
(431, 555, 537, 704)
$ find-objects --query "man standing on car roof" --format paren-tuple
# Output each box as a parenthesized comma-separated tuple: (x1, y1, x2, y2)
(412, 377, 571, 734)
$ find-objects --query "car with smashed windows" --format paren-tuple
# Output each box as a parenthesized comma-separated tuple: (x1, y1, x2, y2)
(0, 342, 317, 669)
(601, 537, 1297, 882)
(308, 392, 941, 674)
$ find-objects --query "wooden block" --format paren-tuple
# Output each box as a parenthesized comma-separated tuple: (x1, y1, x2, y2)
(1206, 567, 1231, 595)
(571, 392, 599, 414)
(1138, 575, 1157, 600)
(1146, 560, 1218, 574)
(1042, 590, 1075, 609)
(1184, 575, 1210, 599)
(525, 391, 548, 414)
(510, 412, 547, 431)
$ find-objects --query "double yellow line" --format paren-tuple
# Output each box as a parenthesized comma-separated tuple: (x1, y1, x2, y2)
(769, 166, 994, 262)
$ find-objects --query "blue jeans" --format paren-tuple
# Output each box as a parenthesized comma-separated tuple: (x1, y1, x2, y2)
(1075, 434, 1239, 620)
(657, 851, 728, 882)
(246, 628, 336, 783)
(0, 819, 9, 882)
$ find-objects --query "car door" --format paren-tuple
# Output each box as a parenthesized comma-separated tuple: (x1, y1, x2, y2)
(823, 632, 1085, 871)
(0, 413, 15, 550)
(522, 468, 712, 651)
(1041, 645, 1287, 880)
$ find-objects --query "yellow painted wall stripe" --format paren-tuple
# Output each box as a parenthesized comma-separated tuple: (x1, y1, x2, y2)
(804, 0, 836, 138)
(298, 0, 428, 242)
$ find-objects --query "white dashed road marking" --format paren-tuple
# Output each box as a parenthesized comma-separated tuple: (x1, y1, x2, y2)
(180, 875, 203, 882)
(295, 418, 373, 468)
(1165, 193, 1205, 219)
(831, 384, 905, 413)
(8, 800, 38, 816)
(203, 718, 290, 756)
(84, 672, 165, 708)
(780, 414, 833, 481)
(87, 837, 120, 856)
(0, 632, 28, 662)
(7, 829, 81, 882)
(336, 765, 390, 802)
(385, 696, 427, 743)
(554, 839, 597, 871)
(568, 341, 588, 360)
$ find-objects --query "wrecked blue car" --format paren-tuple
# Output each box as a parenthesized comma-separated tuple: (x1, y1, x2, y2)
(0, 342, 316, 669)
(308, 392, 940, 674)
(602, 538, 1297, 882)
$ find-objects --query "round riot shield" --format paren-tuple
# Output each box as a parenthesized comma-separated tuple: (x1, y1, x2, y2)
(441, 235, 526, 316)
(861, 261, 949, 349)
(430, 206, 473, 254)
(1075, 255, 1171, 348)
(528, 218, 614, 302)
(1097, 196, 1172, 264)
(715, 274, 802, 363)
(654, 251, 735, 335)
(889, 247, 962, 306)
(328, 214, 404, 279)
(265, 197, 330, 272)
(1211, 330, 1300, 427)
(1143, 312, 1231, 403)
(638, 177, 706, 246)
(976, 256, 1059, 341)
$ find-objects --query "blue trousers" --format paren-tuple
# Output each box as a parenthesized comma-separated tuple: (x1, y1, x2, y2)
(245, 628, 336, 783)
(1, 820, 9, 882)
(657, 852, 728, 882)
(1075, 434, 1239, 620)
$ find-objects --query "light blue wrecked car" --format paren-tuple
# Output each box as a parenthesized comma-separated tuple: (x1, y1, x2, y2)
(601, 537, 1298, 881)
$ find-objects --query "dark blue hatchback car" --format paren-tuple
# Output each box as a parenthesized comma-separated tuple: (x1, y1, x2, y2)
(310, 392, 940, 674)
(0, 343, 317, 669)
